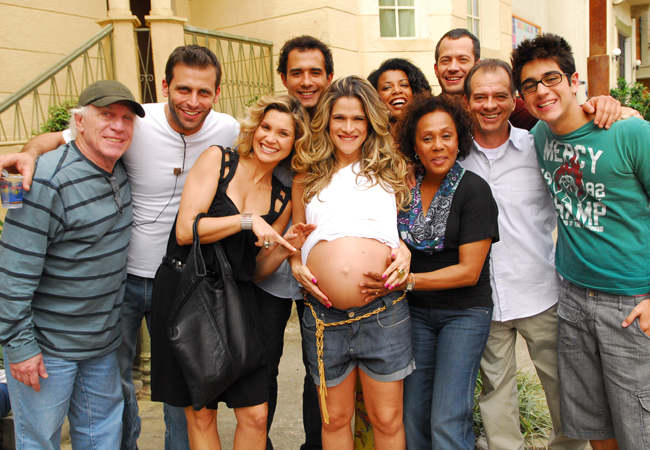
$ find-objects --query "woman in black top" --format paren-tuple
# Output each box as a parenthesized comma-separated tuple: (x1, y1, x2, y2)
(362, 94, 499, 450)
(150, 94, 313, 450)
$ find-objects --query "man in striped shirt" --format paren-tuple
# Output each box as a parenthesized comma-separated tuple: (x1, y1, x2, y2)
(0, 80, 144, 449)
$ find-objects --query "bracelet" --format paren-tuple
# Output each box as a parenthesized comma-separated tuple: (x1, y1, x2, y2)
(241, 212, 253, 231)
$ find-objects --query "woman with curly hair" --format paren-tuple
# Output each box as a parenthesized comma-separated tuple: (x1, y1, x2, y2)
(290, 75, 413, 450)
(367, 58, 431, 138)
(362, 93, 499, 450)
(151, 94, 314, 450)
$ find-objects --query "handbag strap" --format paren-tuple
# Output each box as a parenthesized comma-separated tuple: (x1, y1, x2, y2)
(193, 213, 233, 280)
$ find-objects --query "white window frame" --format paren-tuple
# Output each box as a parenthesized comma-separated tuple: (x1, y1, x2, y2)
(379, 0, 418, 39)
(467, 0, 480, 40)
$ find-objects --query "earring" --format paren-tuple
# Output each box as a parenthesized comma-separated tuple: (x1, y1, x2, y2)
(456, 149, 459, 154)
(414, 154, 420, 160)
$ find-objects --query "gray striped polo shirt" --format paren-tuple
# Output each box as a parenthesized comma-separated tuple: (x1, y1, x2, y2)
(0, 142, 132, 363)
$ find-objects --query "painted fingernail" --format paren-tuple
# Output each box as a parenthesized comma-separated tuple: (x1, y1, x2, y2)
(382, 274, 387, 279)
(391, 254, 396, 258)
(389, 285, 394, 290)
(385, 283, 390, 288)
(312, 278, 317, 284)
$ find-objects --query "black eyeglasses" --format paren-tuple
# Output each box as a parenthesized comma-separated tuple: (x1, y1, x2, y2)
(520, 72, 570, 96)
(107, 176, 123, 214)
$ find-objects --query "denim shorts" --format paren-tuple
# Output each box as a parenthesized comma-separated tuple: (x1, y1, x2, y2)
(557, 279, 650, 447)
(301, 291, 415, 388)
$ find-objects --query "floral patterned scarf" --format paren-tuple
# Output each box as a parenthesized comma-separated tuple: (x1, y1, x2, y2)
(397, 162, 465, 253)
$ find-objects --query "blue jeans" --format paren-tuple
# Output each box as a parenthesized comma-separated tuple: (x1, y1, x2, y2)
(404, 305, 492, 450)
(302, 292, 414, 386)
(0, 382, 10, 418)
(119, 274, 189, 450)
(5, 350, 122, 450)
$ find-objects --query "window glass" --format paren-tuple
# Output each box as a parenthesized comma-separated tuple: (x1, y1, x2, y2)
(379, 0, 416, 38)
(380, 9, 397, 37)
(399, 10, 416, 37)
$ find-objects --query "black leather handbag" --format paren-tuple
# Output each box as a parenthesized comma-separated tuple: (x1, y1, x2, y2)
(168, 213, 264, 410)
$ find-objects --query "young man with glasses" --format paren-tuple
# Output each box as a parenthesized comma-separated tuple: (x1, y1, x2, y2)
(0, 80, 144, 449)
(512, 33, 650, 450)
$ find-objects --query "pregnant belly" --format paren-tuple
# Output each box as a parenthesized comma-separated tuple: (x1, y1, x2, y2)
(306, 237, 391, 309)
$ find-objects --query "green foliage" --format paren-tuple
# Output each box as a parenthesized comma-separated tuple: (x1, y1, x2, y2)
(474, 369, 553, 447)
(610, 78, 650, 121)
(40, 99, 78, 133)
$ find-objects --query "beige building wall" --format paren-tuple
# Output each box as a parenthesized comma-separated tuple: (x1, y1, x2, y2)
(0, 0, 108, 102)
(186, 0, 513, 95)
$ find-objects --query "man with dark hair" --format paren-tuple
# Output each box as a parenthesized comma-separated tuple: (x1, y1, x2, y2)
(257, 34, 334, 450)
(165, 44, 222, 90)
(434, 29, 622, 131)
(512, 33, 650, 450)
(277, 35, 334, 117)
(462, 59, 587, 450)
(0, 80, 143, 449)
(0, 45, 239, 450)
(434, 28, 480, 96)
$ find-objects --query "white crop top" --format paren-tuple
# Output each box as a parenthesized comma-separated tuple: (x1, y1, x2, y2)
(301, 162, 400, 265)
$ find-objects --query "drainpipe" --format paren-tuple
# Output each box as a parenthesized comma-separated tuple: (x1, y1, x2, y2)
(588, 0, 609, 96)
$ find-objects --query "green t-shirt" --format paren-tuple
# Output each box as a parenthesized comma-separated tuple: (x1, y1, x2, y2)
(532, 118, 650, 295)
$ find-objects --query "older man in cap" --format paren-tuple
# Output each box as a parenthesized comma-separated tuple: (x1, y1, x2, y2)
(0, 80, 143, 449)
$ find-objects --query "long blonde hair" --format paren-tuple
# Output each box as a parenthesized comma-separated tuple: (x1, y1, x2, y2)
(235, 94, 311, 168)
(292, 76, 408, 208)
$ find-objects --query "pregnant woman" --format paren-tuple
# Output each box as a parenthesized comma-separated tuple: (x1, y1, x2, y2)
(291, 75, 413, 450)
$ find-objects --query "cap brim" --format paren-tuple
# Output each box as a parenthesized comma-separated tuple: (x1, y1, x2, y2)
(89, 96, 146, 118)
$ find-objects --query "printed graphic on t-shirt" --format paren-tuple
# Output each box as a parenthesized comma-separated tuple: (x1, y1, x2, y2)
(539, 139, 606, 232)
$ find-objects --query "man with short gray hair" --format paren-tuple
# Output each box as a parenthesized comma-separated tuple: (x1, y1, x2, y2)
(0, 80, 143, 449)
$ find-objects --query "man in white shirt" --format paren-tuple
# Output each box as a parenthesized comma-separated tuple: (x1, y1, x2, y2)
(461, 59, 587, 450)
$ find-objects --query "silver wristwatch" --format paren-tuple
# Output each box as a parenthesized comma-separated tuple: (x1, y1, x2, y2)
(405, 273, 415, 292)
(241, 212, 253, 230)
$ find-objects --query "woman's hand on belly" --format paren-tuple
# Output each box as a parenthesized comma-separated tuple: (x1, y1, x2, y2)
(361, 271, 406, 303)
(291, 262, 332, 308)
(380, 240, 411, 289)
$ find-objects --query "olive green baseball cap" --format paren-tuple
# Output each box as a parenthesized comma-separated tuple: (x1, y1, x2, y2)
(78, 80, 145, 117)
